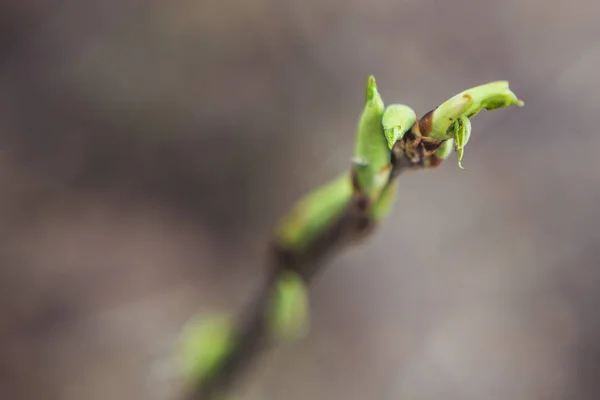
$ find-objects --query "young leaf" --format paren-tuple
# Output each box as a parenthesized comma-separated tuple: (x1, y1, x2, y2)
(453, 116, 472, 169)
(425, 80, 523, 167)
(274, 174, 352, 252)
(382, 104, 417, 149)
(352, 75, 389, 196)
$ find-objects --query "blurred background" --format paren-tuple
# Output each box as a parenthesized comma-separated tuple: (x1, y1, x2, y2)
(1, 0, 600, 399)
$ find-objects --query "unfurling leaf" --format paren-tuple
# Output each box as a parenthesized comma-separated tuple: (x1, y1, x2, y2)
(426, 80, 523, 167)
(382, 104, 417, 149)
(353, 75, 389, 196)
(453, 116, 472, 169)
(274, 174, 352, 252)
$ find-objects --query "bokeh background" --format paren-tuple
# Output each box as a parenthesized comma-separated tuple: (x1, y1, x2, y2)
(1, 1, 600, 399)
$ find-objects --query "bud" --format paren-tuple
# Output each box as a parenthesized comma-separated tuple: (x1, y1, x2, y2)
(179, 314, 235, 383)
(353, 75, 389, 196)
(382, 104, 417, 149)
(274, 174, 352, 252)
(269, 271, 310, 341)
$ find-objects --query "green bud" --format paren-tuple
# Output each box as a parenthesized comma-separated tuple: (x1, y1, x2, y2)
(353, 75, 389, 196)
(179, 314, 235, 383)
(274, 174, 352, 252)
(269, 271, 310, 341)
(382, 104, 417, 149)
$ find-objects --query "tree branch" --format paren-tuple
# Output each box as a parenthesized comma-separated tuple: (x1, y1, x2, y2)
(180, 78, 523, 400)
(184, 136, 440, 400)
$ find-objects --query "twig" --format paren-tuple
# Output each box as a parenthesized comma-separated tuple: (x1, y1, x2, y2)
(185, 127, 444, 400)
(182, 78, 523, 400)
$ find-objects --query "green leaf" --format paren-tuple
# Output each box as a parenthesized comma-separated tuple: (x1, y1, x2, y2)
(382, 104, 417, 149)
(429, 81, 523, 141)
(274, 174, 353, 252)
(269, 271, 310, 341)
(453, 116, 472, 169)
(179, 314, 235, 383)
(353, 75, 389, 196)
(426, 80, 523, 168)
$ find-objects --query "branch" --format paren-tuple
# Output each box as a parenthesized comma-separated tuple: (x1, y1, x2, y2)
(180, 78, 524, 400)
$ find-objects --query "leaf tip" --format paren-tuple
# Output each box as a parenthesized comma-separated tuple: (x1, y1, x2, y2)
(365, 75, 378, 102)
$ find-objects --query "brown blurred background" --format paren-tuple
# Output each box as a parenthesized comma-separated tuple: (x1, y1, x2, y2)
(1, 0, 600, 399)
